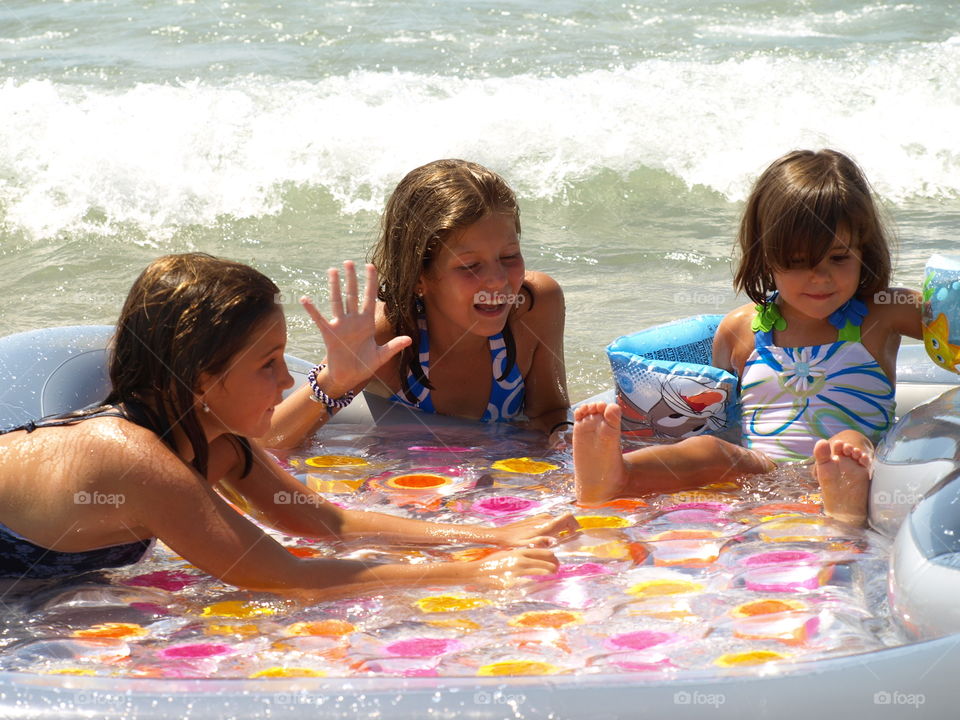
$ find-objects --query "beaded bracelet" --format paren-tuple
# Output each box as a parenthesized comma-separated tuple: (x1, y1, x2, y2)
(307, 364, 355, 410)
(549, 420, 574, 435)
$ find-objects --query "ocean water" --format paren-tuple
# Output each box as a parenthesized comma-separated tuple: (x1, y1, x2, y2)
(1, 0, 959, 400)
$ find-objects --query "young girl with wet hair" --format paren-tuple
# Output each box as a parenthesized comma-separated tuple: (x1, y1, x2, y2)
(0, 253, 575, 590)
(574, 149, 922, 526)
(268, 159, 570, 447)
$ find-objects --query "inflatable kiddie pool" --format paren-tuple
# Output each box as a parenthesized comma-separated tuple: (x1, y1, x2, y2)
(0, 325, 959, 719)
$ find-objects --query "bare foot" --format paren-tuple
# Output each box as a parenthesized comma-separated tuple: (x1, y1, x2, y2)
(813, 438, 871, 526)
(573, 402, 627, 504)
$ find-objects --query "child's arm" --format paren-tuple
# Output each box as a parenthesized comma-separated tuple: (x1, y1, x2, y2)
(888, 287, 923, 339)
(217, 441, 580, 548)
(711, 304, 754, 375)
(515, 271, 570, 434)
(131, 445, 559, 594)
(263, 262, 411, 449)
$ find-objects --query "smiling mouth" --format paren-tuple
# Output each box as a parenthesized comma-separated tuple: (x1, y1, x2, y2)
(474, 302, 507, 316)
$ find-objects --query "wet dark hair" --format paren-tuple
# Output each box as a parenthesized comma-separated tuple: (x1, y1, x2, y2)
(734, 149, 893, 305)
(370, 159, 524, 401)
(106, 253, 280, 476)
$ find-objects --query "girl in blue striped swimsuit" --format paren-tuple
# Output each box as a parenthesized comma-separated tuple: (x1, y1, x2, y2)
(267, 159, 571, 448)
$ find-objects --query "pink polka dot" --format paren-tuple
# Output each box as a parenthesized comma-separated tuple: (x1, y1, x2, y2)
(543, 562, 610, 581)
(158, 643, 233, 659)
(384, 637, 462, 657)
(126, 570, 203, 591)
(471, 496, 539, 516)
(606, 630, 676, 652)
(742, 551, 818, 567)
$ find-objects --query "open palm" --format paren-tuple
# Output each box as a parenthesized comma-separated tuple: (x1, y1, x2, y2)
(301, 261, 411, 393)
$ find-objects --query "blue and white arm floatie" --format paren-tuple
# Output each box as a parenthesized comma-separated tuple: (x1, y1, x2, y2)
(606, 314, 740, 441)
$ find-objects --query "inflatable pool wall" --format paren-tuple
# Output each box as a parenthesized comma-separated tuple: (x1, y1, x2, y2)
(0, 326, 473, 433)
(607, 315, 740, 441)
(3, 324, 960, 719)
(868, 386, 960, 538)
(889, 466, 960, 639)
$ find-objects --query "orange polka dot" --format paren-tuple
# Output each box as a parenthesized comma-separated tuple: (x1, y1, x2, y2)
(285, 619, 355, 637)
(509, 610, 582, 629)
(72, 623, 147, 640)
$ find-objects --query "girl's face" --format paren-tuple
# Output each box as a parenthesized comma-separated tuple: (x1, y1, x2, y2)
(418, 212, 525, 339)
(198, 307, 294, 439)
(772, 232, 862, 320)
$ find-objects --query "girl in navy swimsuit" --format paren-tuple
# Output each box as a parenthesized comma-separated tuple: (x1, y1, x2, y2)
(0, 253, 576, 589)
(267, 159, 571, 448)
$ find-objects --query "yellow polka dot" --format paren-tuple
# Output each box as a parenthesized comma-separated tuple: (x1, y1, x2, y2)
(715, 650, 787, 667)
(477, 660, 561, 676)
(627, 579, 704, 597)
(305, 475, 365, 493)
(758, 516, 830, 543)
(46, 668, 97, 676)
(491, 457, 559, 474)
(205, 623, 260, 637)
(415, 595, 492, 613)
(426, 618, 482, 631)
(201, 601, 276, 619)
(305, 455, 369, 468)
(576, 515, 631, 530)
(250, 667, 327, 678)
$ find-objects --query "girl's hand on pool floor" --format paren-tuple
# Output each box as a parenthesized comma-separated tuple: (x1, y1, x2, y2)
(497, 513, 580, 548)
(300, 261, 412, 392)
(474, 548, 559, 588)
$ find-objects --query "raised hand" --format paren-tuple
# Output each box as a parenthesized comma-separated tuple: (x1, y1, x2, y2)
(300, 261, 411, 395)
(495, 512, 580, 548)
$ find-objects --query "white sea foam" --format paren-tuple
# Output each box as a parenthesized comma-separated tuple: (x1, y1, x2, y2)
(1, 41, 958, 240)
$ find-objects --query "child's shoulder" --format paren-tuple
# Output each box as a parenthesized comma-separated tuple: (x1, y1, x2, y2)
(513, 270, 563, 321)
(712, 303, 757, 374)
(717, 302, 756, 333)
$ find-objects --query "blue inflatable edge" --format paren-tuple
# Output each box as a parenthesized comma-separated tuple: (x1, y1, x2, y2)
(605, 314, 741, 437)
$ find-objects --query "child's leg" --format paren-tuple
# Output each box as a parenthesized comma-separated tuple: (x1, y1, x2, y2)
(813, 430, 873, 526)
(573, 402, 774, 504)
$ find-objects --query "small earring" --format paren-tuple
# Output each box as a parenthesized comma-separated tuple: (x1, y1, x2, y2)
(415, 292, 425, 315)
(202, 401, 210, 413)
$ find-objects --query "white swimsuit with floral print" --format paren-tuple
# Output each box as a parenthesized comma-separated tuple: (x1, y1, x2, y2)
(739, 296, 895, 462)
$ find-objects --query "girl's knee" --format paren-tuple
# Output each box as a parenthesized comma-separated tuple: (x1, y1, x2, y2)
(680, 434, 727, 462)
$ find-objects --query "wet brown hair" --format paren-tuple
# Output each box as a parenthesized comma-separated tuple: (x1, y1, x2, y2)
(106, 253, 280, 476)
(734, 149, 893, 305)
(369, 159, 522, 400)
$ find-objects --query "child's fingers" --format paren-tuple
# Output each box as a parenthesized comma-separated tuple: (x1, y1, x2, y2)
(378, 335, 413, 364)
(327, 267, 344, 319)
(523, 536, 557, 548)
(362, 263, 379, 313)
(300, 297, 333, 334)
(343, 260, 359, 315)
(515, 547, 559, 565)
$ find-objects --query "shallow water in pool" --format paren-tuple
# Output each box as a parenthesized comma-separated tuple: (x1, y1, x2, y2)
(0, 423, 902, 680)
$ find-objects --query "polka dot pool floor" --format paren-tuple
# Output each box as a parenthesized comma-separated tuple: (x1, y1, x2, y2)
(0, 423, 902, 679)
